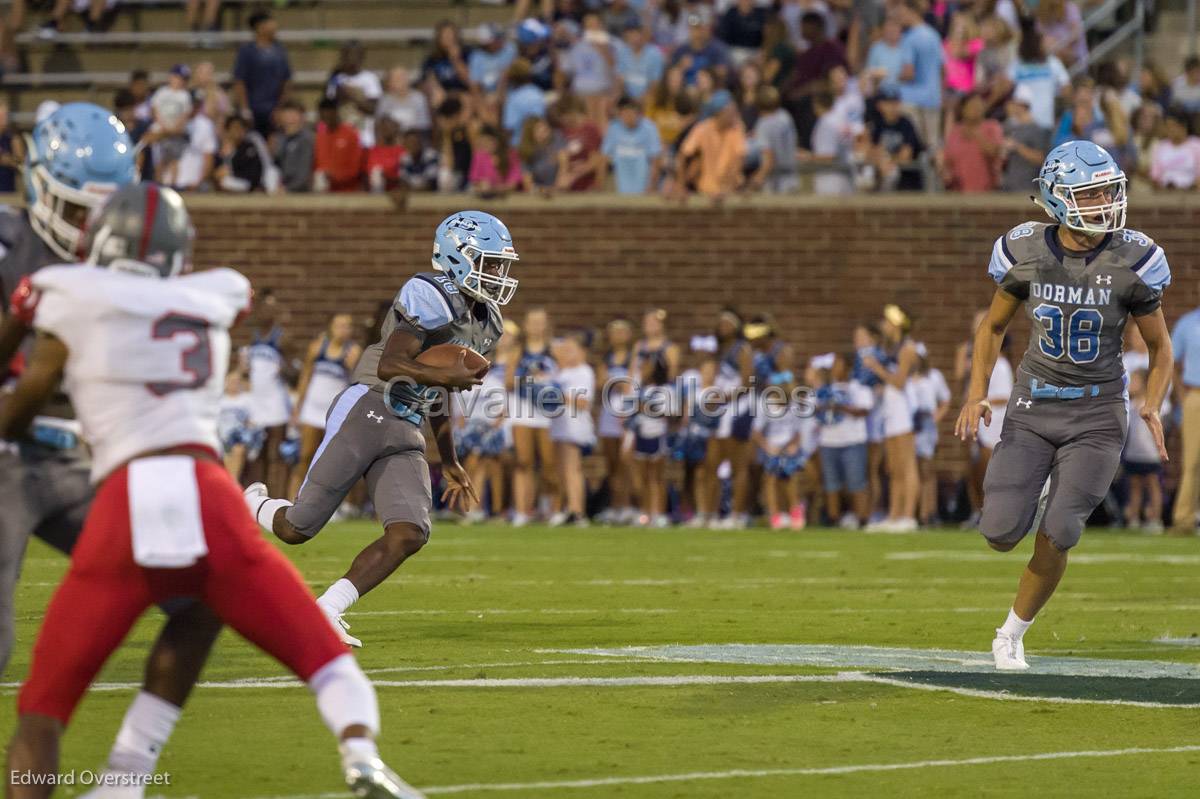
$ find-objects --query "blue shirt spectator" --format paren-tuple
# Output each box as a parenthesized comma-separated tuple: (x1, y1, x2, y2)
(1173, 308, 1200, 388)
(670, 21, 731, 87)
(613, 27, 664, 100)
(897, 12, 943, 109)
(503, 70, 546, 146)
(233, 11, 292, 135)
(468, 27, 517, 94)
(865, 20, 906, 84)
(602, 101, 662, 194)
(565, 27, 616, 96)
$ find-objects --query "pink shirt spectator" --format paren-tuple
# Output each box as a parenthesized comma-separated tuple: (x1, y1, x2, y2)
(1149, 137, 1200, 189)
(942, 119, 1004, 192)
(468, 147, 522, 189)
(944, 38, 983, 93)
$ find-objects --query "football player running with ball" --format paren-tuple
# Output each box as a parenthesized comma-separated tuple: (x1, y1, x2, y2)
(245, 211, 515, 647)
(956, 141, 1173, 671)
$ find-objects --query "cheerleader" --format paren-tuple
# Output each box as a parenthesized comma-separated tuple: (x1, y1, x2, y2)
(288, 314, 362, 499)
(861, 304, 920, 532)
(595, 318, 636, 524)
(752, 393, 805, 530)
(458, 321, 520, 523)
(853, 324, 888, 522)
(677, 336, 720, 526)
(242, 290, 293, 495)
(218, 369, 263, 482)
(703, 309, 755, 529)
(910, 342, 951, 525)
(508, 308, 559, 526)
(631, 308, 681, 528)
(550, 330, 597, 526)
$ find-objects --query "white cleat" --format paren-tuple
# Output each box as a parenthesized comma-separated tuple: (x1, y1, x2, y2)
(319, 603, 362, 648)
(344, 755, 426, 799)
(992, 631, 1029, 671)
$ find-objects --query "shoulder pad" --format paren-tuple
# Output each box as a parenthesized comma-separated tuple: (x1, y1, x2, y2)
(414, 271, 469, 319)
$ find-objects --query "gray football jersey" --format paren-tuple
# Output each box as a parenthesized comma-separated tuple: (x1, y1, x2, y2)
(353, 271, 503, 422)
(988, 221, 1170, 385)
(0, 206, 60, 301)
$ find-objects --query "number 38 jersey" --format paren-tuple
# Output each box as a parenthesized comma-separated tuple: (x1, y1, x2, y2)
(988, 221, 1171, 386)
(32, 265, 251, 481)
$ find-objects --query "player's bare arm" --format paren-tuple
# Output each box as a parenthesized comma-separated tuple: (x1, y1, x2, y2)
(1133, 307, 1173, 461)
(0, 332, 66, 441)
(955, 288, 1021, 441)
(377, 328, 483, 391)
(428, 411, 478, 512)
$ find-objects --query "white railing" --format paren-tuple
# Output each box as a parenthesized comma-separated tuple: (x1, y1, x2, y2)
(1069, 0, 1147, 78)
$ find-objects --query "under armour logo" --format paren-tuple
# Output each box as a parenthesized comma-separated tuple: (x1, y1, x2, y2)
(1096, 275, 1112, 285)
(367, 411, 384, 423)
(1016, 398, 1032, 409)
(482, 338, 493, 348)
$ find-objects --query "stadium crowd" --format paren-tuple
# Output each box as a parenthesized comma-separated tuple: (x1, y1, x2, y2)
(221, 299, 1176, 533)
(9, 0, 1199, 195)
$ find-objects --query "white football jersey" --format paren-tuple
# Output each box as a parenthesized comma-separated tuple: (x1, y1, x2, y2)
(32, 265, 251, 481)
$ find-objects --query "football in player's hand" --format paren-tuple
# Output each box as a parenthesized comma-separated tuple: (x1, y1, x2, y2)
(417, 344, 490, 380)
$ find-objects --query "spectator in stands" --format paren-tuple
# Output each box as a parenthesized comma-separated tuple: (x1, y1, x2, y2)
(564, 13, 618, 126)
(128, 69, 152, 123)
(940, 92, 1003, 192)
(802, 91, 854, 195)
(975, 15, 1016, 114)
(614, 21, 664, 101)
(516, 18, 555, 91)
(0, 103, 14, 193)
(185, 0, 220, 34)
(1131, 102, 1164, 184)
(670, 7, 731, 88)
(1000, 86, 1051, 192)
(215, 115, 266, 193)
(191, 61, 231, 131)
(470, 124, 522, 196)
(675, 89, 746, 200)
(895, 0, 944, 147)
(1036, 0, 1086, 69)
(646, 66, 690, 150)
(171, 98, 218, 191)
(503, 58, 546, 147)
(313, 98, 363, 192)
(761, 16, 796, 91)
(272, 99, 313, 193)
(233, 10, 292, 137)
(1148, 108, 1200, 190)
(366, 117, 404, 193)
(943, 13, 982, 97)
(602, 96, 663, 194)
(869, 83, 924, 191)
(39, 0, 112, 38)
(748, 86, 799, 193)
(149, 64, 194, 187)
(519, 117, 562, 194)
(377, 67, 431, 136)
(847, 0, 889, 73)
(783, 12, 847, 114)
(422, 20, 472, 103)
(865, 18, 906, 86)
(114, 89, 150, 179)
(1171, 299, 1200, 536)
(470, 23, 517, 96)
(399, 129, 440, 191)
(555, 95, 605, 191)
(325, 40, 382, 147)
(436, 97, 472, 191)
(1007, 15, 1070, 131)
(735, 62, 765, 130)
(602, 0, 640, 37)
(1170, 56, 1200, 116)
(717, 0, 768, 64)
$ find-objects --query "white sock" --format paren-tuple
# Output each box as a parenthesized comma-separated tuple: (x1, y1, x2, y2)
(999, 608, 1033, 640)
(339, 736, 380, 769)
(107, 691, 182, 775)
(252, 498, 292, 534)
(309, 653, 380, 738)
(319, 578, 360, 615)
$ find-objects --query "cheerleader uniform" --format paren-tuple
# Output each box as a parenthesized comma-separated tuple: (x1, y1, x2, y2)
(510, 347, 558, 428)
(715, 339, 753, 441)
(597, 348, 634, 440)
(247, 326, 291, 429)
(297, 337, 353, 430)
(633, 341, 672, 457)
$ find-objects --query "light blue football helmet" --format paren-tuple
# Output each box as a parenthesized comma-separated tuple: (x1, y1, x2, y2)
(25, 102, 137, 260)
(431, 211, 519, 306)
(1035, 140, 1126, 235)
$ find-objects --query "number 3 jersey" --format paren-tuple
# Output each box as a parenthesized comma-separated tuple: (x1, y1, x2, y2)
(988, 221, 1170, 386)
(31, 265, 252, 481)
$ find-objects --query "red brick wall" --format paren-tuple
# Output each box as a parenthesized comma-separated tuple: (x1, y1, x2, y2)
(189, 194, 1200, 471)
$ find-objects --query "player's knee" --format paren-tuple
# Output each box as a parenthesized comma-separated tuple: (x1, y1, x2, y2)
(978, 503, 1035, 552)
(384, 522, 428, 558)
(277, 503, 325, 544)
(986, 538, 1018, 553)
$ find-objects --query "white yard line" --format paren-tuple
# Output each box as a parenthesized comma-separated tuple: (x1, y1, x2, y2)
(856, 674, 1200, 709)
(249, 744, 1200, 798)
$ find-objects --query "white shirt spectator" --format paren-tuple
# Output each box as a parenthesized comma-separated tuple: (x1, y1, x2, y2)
(329, 70, 384, 147)
(174, 113, 218, 190)
(150, 86, 193, 131)
(550, 364, 596, 446)
(1007, 57, 1069, 129)
(1148, 137, 1200, 189)
(818, 380, 873, 448)
(378, 89, 431, 133)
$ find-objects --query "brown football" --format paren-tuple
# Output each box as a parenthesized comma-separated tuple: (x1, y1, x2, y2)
(416, 343, 491, 380)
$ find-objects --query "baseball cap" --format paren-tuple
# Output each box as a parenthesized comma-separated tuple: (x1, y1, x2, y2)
(877, 82, 902, 102)
(170, 63, 192, 80)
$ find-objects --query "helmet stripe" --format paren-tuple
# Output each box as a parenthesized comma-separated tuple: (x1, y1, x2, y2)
(138, 183, 159, 261)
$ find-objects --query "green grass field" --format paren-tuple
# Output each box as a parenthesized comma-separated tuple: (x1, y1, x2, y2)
(3, 523, 1199, 798)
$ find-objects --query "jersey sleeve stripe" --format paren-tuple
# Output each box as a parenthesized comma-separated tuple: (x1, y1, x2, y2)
(1129, 244, 1159, 273)
(988, 237, 1015, 284)
(1134, 246, 1171, 291)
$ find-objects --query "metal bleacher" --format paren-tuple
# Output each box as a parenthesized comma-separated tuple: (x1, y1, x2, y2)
(1, 0, 512, 124)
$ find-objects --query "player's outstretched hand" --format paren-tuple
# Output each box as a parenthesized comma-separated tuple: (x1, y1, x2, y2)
(954, 399, 991, 442)
(441, 462, 479, 513)
(1140, 404, 1168, 462)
